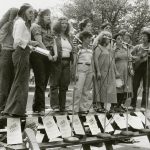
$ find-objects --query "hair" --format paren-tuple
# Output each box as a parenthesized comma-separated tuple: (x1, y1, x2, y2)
(17, 3, 32, 28)
(93, 31, 112, 47)
(79, 31, 92, 42)
(101, 22, 111, 30)
(0, 7, 18, 32)
(52, 17, 70, 37)
(142, 32, 150, 43)
(113, 33, 122, 40)
(78, 18, 91, 31)
(37, 9, 51, 29)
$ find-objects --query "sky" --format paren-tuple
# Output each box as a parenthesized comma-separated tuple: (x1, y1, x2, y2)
(0, 0, 68, 19)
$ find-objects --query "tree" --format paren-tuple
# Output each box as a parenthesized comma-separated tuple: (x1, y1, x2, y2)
(61, 0, 131, 32)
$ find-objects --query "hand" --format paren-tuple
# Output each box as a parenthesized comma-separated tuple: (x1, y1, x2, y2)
(29, 41, 39, 47)
(53, 55, 57, 61)
(116, 72, 120, 79)
(75, 74, 79, 81)
(48, 53, 53, 61)
(92, 72, 95, 79)
(97, 72, 101, 80)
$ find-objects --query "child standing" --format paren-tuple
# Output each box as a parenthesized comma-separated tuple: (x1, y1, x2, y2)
(73, 31, 93, 113)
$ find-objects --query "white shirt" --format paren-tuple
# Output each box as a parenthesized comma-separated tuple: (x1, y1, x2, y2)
(61, 37, 72, 58)
(13, 17, 31, 49)
(78, 49, 93, 64)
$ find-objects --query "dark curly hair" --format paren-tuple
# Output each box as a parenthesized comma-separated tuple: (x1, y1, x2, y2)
(79, 31, 92, 42)
(52, 17, 70, 37)
(37, 9, 51, 29)
(78, 18, 91, 31)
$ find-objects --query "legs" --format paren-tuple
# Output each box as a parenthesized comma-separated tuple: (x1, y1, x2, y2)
(50, 60, 70, 111)
(3, 47, 30, 116)
(0, 50, 14, 112)
(130, 66, 143, 108)
(80, 71, 93, 112)
(59, 60, 70, 111)
(30, 53, 50, 112)
(74, 72, 86, 112)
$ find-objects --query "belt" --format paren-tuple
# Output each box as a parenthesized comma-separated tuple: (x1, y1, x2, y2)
(61, 57, 70, 61)
(78, 62, 91, 65)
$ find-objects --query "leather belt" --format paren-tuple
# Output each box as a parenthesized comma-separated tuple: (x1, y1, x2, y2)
(78, 62, 91, 65)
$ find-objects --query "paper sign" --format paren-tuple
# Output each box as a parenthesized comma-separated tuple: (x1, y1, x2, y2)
(113, 114, 127, 129)
(25, 117, 38, 133)
(98, 114, 114, 132)
(114, 130, 122, 135)
(135, 112, 150, 126)
(128, 115, 144, 129)
(43, 116, 61, 140)
(36, 131, 44, 143)
(86, 115, 100, 135)
(69, 115, 85, 135)
(7, 118, 22, 144)
(56, 115, 72, 138)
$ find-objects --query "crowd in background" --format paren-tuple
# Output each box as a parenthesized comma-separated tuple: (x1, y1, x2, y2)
(0, 3, 150, 117)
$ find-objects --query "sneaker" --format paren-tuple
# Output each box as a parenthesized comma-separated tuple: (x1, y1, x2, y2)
(39, 111, 45, 116)
(140, 107, 146, 112)
(128, 106, 135, 111)
(121, 104, 127, 111)
(53, 108, 60, 112)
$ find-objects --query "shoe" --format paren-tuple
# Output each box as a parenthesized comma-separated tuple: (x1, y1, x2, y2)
(114, 106, 125, 113)
(53, 108, 60, 112)
(128, 106, 135, 111)
(39, 111, 45, 116)
(121, 104, 127, 111)
(140, 107, 146, 112)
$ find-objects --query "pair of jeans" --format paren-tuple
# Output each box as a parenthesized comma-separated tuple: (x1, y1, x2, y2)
(0, 50, 14, 111)
(30, 52, 51, 111)
(50, 59, 70, 110)
(131, 61, 150, 108)
(73, 64, 93, 112)
(3, 46, 30, 116)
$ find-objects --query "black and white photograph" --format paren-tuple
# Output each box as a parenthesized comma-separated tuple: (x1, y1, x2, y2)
(0, 0, 150, 149)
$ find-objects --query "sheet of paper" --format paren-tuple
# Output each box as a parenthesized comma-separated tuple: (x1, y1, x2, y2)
(25, 117, 38, 132)
(56, 115, 72, 138)
(7, 118, 22, 145)
(36, 131, 44, 143)
(69, 115, 85, 135)
(43, 116, 61, 140)
(128, 115, 144, 129)
(135, 112, 150, 126)
(86, 115, 100, 135)
(113, 114, 127, 129)
(114, 130, 122, 135)
(98, 114, 114, 132)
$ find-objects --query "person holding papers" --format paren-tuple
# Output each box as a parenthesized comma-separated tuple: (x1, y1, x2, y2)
(30, 9, 57, 115)
(3, 4, 39, 117)
(50, 17, 73, 112)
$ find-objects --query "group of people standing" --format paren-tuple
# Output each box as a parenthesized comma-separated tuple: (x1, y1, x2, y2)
(0, 3, 149, 117)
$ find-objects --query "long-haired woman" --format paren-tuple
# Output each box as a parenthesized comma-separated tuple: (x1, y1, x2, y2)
(50, 17, 73, 111)
(30, 9, 57, 115)
(0, 8, 18, 114)
(3, 4, 39, 117)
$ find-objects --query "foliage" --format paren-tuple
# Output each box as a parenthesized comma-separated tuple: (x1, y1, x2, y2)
(61, 0, 150, 44)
